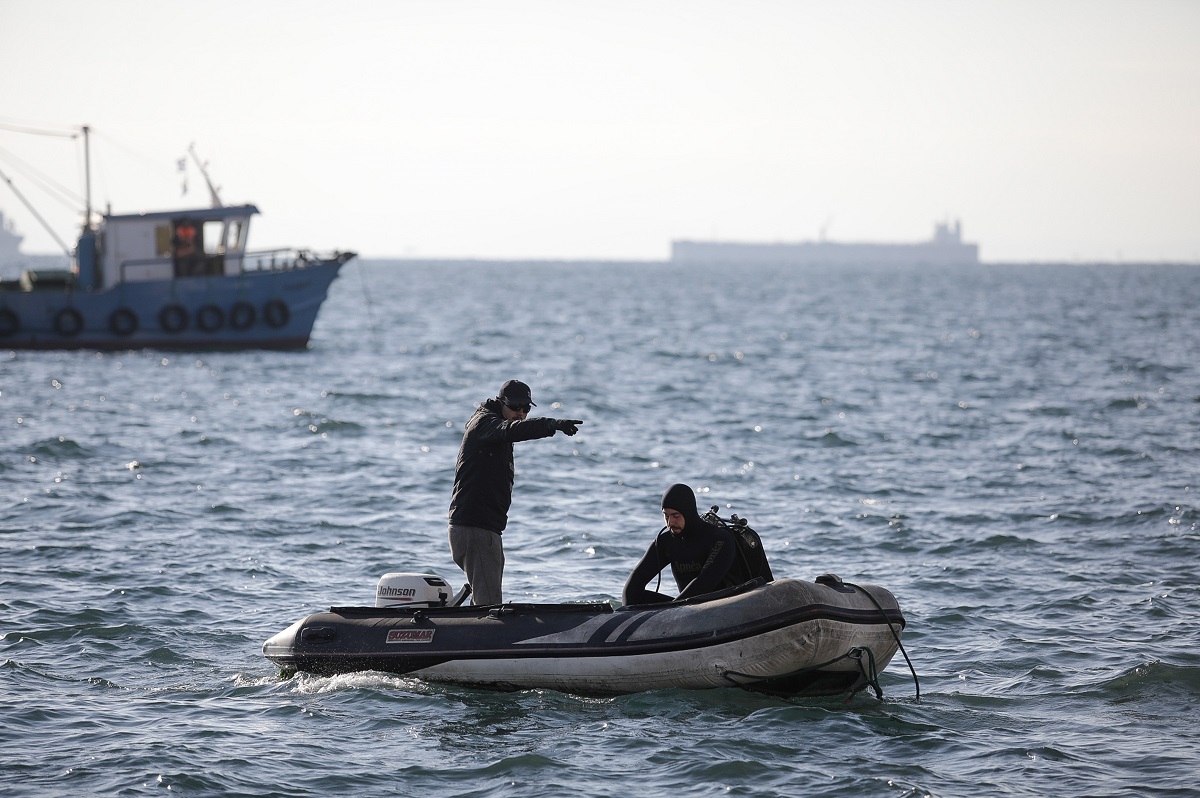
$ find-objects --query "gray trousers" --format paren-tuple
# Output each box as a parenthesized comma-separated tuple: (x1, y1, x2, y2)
(448, 524, 504, 606)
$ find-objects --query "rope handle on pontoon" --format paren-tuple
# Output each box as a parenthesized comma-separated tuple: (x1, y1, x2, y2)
(717, 646, 883, 699)
(845, 580, 921, 701)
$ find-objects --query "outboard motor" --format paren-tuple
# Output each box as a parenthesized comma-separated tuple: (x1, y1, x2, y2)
(375, 573, 452, 608)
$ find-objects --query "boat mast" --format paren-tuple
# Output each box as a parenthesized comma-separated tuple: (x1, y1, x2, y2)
(82, 124, 92, 231)
(187, 143, 223, 207)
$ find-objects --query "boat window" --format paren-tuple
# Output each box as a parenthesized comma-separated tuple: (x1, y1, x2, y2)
(155, 224, 173, 257)
(172, 220, 203, 276)
(171, 219, 222, 277)
(225, 220, 246, 253)
(203, 220, 225, 255)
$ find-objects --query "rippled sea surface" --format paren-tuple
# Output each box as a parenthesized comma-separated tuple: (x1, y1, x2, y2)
(2, 259, 1198, 797)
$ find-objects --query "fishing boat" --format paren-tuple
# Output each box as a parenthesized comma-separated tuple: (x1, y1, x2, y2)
(262, 572, 908, 698)
(0, 127, 353, 350)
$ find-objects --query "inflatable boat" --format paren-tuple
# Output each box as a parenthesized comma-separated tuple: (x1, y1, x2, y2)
(262, 573, 907, 698)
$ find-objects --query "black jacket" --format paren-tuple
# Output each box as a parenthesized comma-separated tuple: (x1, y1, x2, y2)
(448, 398, 557, 533)
(622, 484, 738, 605)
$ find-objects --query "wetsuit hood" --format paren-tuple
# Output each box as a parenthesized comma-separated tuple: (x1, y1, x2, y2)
(661, 483, 704, 528)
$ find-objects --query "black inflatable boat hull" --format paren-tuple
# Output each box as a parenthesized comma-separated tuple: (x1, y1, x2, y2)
(262, 578, 905, 696)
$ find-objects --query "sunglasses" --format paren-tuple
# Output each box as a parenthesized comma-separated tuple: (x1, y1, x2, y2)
(505, 403, 531, 413)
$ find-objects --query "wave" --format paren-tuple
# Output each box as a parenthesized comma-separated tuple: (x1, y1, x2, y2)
(1091, 661, 1200, 700)
(819, 430, 858, 447)
(38, 435, 91, 456)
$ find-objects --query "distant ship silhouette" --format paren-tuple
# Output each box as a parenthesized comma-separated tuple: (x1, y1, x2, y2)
(0, 208, 69, 276)
(672, 220, 979, 266)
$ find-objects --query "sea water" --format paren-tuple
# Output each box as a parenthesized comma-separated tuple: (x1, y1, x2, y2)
(1, 259, 1197, 797)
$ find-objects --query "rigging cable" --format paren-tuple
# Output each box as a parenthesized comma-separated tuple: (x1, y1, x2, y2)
(0, 121, 85, 255)
(355, 258, 382, 352)
(0, 144, 83, 211)
(0, 120, 79, 138)
(0, 165, 73, 256)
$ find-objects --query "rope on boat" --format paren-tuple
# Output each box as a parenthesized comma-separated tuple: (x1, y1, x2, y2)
(845, 580, 921, 701)
(717, 581, 921, 702)
(717, 646, 883, 698)
(847, 646, 883, 700)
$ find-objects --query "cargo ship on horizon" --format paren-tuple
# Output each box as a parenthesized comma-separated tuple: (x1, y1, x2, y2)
(671, 220, 979, 266)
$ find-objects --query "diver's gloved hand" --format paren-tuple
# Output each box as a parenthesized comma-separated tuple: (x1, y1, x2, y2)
(553, 419, 583, 436)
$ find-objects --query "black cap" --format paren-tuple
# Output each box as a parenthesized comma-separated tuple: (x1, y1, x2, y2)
(498, 379, 536, 407)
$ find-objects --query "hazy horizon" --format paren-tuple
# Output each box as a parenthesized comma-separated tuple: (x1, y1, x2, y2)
(2, 1, 1198, 263)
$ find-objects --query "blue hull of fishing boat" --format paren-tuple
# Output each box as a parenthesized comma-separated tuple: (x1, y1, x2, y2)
(0, 255, 348, 350)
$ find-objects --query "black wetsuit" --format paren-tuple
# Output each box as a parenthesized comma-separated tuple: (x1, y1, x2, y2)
(448, 398, 557, 534)
(622, 484, 738, 605)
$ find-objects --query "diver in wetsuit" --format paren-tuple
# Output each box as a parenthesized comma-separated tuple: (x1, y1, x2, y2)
(622, 483, 741, 605)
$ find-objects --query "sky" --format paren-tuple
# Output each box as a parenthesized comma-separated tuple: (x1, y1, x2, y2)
(1, 0, 1198, 262)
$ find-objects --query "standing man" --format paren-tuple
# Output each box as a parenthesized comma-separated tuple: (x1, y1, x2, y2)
(448, 379, 583, 605)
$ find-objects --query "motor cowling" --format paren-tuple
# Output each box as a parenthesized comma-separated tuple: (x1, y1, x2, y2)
(375, 573, 451, 608)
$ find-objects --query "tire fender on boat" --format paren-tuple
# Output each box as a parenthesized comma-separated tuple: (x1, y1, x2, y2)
(0, 308, 19, 337)
(54, 307, 84, 337)
(159, 304, 189, 333)
(263, 299, 290, 329)
(230, 301, 256, 331)
(196, 304, 225, 332)
(108, 308, 138, 337)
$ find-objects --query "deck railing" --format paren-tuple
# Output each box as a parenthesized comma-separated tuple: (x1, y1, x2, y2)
(114, 248, 317, 282)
